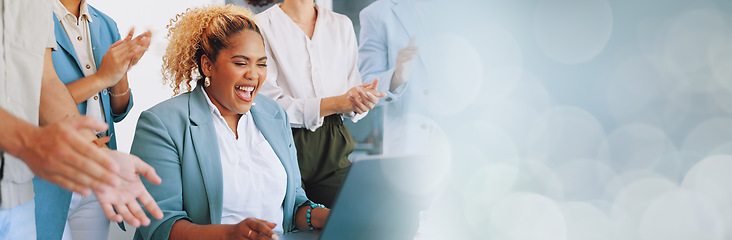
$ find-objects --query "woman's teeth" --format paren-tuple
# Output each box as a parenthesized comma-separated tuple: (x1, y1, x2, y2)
(237, 86, 254, 92)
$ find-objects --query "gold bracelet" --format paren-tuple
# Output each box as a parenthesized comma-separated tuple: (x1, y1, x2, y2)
(108, 87, 130, 98)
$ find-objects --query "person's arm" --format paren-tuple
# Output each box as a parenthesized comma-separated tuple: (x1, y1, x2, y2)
(42, 47, 162, 226)
(0, 48, 120, 196)
(170, 218, 278, 240)
(131, 110, 195, 239)
(278, 108, 329, 232)
(358, 10, 415, 102)
(294, 205, 329, 230)
(132, 110, 274, 239)
(108, 73, 131, 115)
(342, 16, 384, 121)
(358, 10, 395, 93)
(107, 30, 150, 116)
(94, 148, 163, 227)
(65, 29, 150, 116)
(258, 30, 346, 131)
(63, 30, 134, 105)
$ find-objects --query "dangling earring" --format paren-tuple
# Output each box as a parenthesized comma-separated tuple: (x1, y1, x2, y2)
(204, 76, 211, 87)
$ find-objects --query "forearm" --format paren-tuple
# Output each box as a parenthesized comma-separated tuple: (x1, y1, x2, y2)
(40, 63, 83, 125)
(40, 49, 97, 140)
(389, 70, 406, 93)
(64, 73, 109, 105)
(294, 206, 328, 230)
(319, 95, 348, 117)
(0, 108, 38, 155)
(169, 220, 230, 240)
(109, 73, 130, 115)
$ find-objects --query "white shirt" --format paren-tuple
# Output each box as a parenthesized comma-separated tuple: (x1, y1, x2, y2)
(201, 88, 287, 234)
(0, 0, 57, 209)
(52, 0, 106, 130)
(256, 4, 365, 132)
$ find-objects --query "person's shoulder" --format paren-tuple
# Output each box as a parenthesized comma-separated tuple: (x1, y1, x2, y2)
(144, 92, 192, 119)
(253, 94, 290, 120)
(361, 0, 396, 17)
(253, 94, 282, 112)
(87, 4, 116, 25)
(322, 8, 354, 30)
(255, 5, 278, 24)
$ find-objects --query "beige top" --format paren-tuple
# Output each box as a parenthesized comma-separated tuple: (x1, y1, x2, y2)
(0, 0, 57, 209)
(52, 0, 106, 128)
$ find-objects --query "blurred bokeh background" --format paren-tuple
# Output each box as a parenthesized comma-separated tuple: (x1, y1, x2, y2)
(89, 0, 732, 239)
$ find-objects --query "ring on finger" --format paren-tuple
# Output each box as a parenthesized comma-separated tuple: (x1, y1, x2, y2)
(248, 229, 252, 238)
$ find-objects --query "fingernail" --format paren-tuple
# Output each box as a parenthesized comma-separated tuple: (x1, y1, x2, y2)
(271, 234, 280, 240)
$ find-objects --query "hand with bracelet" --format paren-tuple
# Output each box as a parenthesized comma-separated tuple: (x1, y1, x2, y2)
(295, 203, 330, 231)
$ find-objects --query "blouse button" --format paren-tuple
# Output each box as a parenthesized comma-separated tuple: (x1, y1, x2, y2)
(77, 36, 82, 41)
(86, 64, 91, 69)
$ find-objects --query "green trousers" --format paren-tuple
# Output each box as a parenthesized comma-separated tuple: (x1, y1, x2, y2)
(292, 115, 354, 208)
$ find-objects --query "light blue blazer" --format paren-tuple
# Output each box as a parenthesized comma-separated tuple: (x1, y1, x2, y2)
(132, 85, 311, 240)
(358, 0, 424, 104)
(33, 5, 134, 240)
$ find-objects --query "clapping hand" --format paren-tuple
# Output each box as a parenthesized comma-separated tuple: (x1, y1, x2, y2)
(347, 78, 386, 114)
(97, 28, 152, 88)
(393, 37, 419, 91)
(95, 149, 163, 227)
(21, 116, 119, 196)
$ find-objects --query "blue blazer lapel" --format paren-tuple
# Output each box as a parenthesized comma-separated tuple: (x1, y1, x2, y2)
(53, 15, 82, 71)
(188, 86, 224, 224)
(251, 99, 293, 179)
(392, 0, 419, 38)
(86, 10, 115, 137)
(88, 10, 105, 69)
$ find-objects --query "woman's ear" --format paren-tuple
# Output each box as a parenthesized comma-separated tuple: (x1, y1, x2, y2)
(201, 54, 213, 77)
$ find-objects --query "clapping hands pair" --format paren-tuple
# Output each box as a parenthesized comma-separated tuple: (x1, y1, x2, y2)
(347, 78, 386, 114)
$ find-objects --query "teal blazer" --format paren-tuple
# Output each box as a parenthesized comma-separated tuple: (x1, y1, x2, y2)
(34, 5, 134, 240)
(50, 5, 133, 149)
(132, 85, 311, 240)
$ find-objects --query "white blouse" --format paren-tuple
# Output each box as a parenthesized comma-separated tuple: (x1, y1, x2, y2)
(201, 88, 288, 234)
(256, 4, 366, 132)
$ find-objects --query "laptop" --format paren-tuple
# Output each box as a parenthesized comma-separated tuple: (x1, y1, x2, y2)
(280, 155, 424, 240)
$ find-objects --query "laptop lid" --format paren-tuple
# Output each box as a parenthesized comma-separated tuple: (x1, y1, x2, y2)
(319, 155, 424, 240)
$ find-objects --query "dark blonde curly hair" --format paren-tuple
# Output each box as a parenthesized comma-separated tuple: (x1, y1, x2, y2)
(245, 0, 281, 7)
(163, 4, 262, 95)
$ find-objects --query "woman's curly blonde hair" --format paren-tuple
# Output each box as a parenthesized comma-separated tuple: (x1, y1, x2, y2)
(163, 4, 262, 95)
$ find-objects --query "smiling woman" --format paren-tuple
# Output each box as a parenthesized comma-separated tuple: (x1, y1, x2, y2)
(199, 30, 267, 135)
(131, 5, 329, 240)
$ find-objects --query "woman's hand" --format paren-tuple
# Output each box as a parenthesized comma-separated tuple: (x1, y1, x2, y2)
(392, 37, 418, 91)
(95, 149, 163, 227)
(97, 28, 151, 88)
(348, 78, 386, 114)
(320, 79, 385, 117)
(228, 218, 279, 240)
(295, 205, 331, 230)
